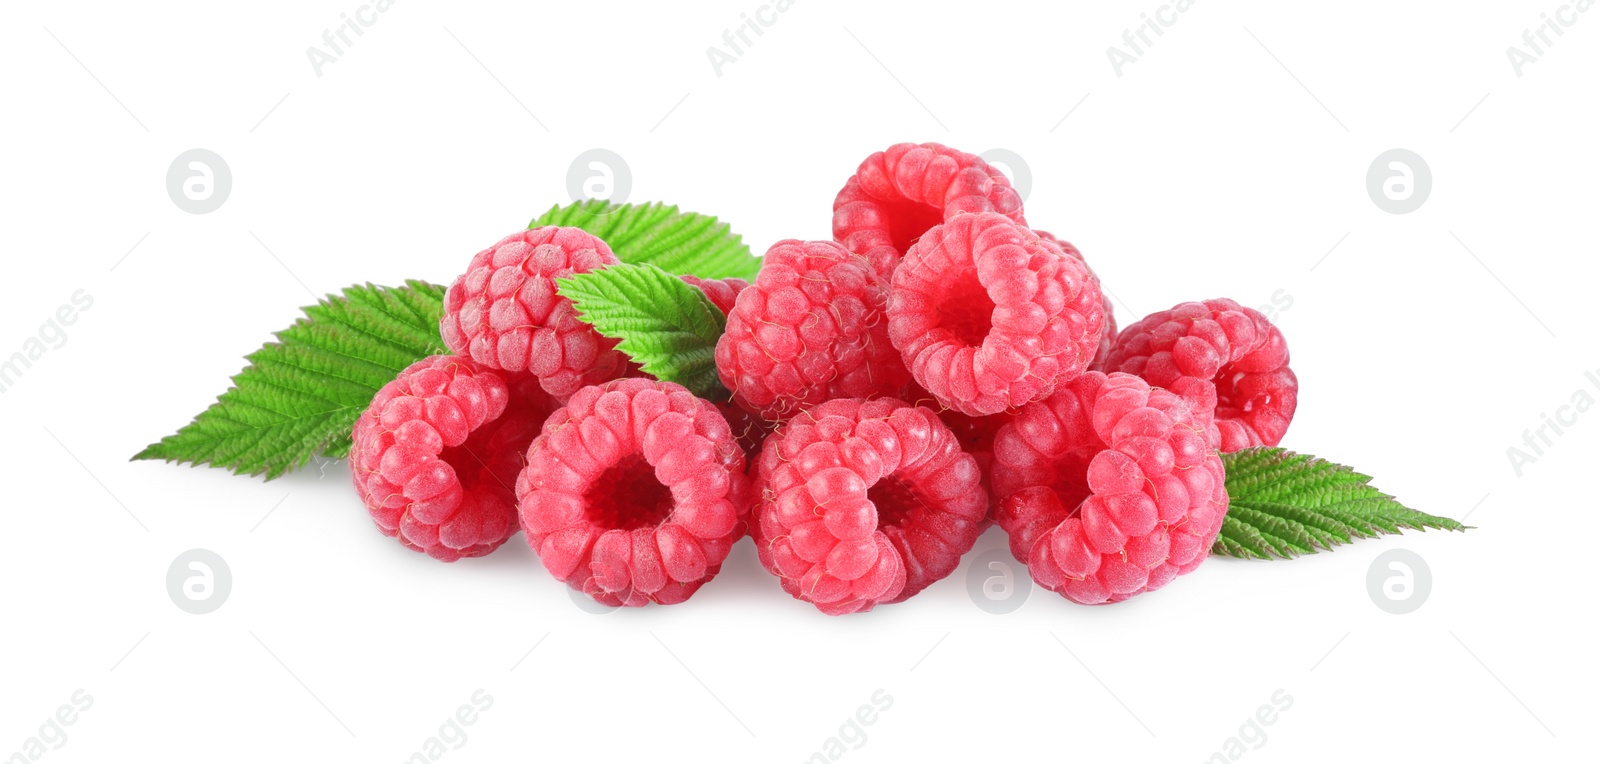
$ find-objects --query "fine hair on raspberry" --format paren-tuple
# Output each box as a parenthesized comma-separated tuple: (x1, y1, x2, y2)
(888, 212, 1106, 417)
(992, 371, 1228, 604)
(714, 240, 909, 422)
(516, 378, 751, 607)
(1099, 298, 1297, 452)
(752, 398, 987, 615)
(832, 142, 1025, 275)
(441, 226, 631, 400)
(351, 355, 556, 562)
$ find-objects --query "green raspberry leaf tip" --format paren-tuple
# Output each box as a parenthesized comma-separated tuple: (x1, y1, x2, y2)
(531, 200, 759, 281)
(1213, 447, 1469, 560)
(133, 281, 448, 480)
(557, 263, 729, 400)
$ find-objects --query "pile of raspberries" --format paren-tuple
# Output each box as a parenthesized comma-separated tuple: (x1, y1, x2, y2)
(350, 142, 1298, 613)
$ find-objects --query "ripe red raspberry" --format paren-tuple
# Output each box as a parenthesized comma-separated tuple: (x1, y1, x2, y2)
(888, 212, 1105, 417)
(1033, 230, 1118, 367)
(714, 240, 910, 421)
(441, 227, 630, 401)
(516, 378, 751, 607)
(833, 142, 1026, 275)
(992, 372, 1228, 604)
(1099, 298, 1297, 451)
(680, 274, 749, 316)
(751, 398, 987, 615)
(351, 356, 557, 562)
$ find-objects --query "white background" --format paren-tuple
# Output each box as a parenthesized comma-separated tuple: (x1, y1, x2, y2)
(1, 1, 1595, 761)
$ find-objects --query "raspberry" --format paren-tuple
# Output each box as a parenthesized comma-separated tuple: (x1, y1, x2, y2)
(1099, 298, 1297, 451)
(351, 356, 556, 562)
(441, 227, 630, 400)
(992, 372, 1228, 604)
(833, 142, 1026, 275)
(515, 378, 751, 607)
(680, 274, 749, 316)
(751, 398, 987, 615)
(714, 240, 910, 421)
(1034, 230, 1118, 367)
(887, 212, 1105, 417)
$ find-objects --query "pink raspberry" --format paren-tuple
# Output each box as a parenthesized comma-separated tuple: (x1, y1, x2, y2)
(680, 274, 749, 316)
(515, 378, 751, 607)
(351, 356, 557, 562)
(441, 227, 630, 400)
(833, 142, 1026, 275)
(992, 372, 1228, 604)
(1033, 230, 1118, 367)
(714, 240, 910, 421)
(887, 212, 1105, 417)
(751, 398, 987, 615)
(1099, 298, 1297, 451)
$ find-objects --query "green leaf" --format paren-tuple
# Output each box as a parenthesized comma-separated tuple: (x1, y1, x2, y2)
(1212, 447, 1468, 560)
(530, 200, 759, 281)
(557, 263, 729, 399)
(133, 281, 448, 479)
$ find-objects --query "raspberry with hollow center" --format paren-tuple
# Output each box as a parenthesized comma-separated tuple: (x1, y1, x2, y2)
(833, 142, 1026, 275)
(1033, 230, 1118, 368)
(1099, 298, 1297, 451)
(751, 398, 988, 615)
(992, 371, 1229, 604)
(441, 226, 630, 401)
(888, 212, 1106, 417)
(515, 378, 751, 607)
(351, 356, 556, 562)
(714, 240, 910, 422)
